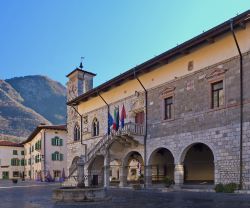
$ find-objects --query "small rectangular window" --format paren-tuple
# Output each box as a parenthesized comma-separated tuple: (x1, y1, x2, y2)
(13, 171, 19, 177)
(164, 97, 173, 120)
(13, 150, 18, 155)
(211, 81, 224, 108)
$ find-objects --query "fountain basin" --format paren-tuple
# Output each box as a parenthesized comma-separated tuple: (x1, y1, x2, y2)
(52, 187, 108, 202)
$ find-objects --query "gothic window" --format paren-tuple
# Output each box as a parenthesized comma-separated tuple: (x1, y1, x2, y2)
(92, 118, 99, 137)
(74, 124, 80, 141)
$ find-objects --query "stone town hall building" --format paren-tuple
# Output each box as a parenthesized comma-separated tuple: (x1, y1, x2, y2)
(65, 11, 250, 189)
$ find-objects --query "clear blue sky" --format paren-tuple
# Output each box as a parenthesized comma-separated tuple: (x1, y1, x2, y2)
(0, 1, 249, 86)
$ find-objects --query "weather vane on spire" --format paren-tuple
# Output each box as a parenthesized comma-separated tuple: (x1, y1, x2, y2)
(79, 57, 84, 69)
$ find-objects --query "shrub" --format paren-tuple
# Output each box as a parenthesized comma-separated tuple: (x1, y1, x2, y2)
(215, 183, 224, 193)
(215, 183, 238, 193)
(224, 183, 238, 193)
(163, 176, 174, 187)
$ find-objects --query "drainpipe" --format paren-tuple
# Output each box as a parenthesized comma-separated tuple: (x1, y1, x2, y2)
(71, 106, 87, 159)
(230, 19, 243, 190)
(134, 68, 148, 188)
(29, 143, 31, 179)
(97, 92, 110, 135)
(43, 130, 46, 180)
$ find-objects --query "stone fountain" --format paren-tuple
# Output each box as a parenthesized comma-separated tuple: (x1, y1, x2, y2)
(52, 157, 108, 202)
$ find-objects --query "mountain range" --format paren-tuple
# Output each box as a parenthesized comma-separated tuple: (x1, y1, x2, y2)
(0, 75, 66, 142)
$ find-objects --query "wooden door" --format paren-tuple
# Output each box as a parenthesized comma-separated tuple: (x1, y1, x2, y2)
(135, 111, 144, 124)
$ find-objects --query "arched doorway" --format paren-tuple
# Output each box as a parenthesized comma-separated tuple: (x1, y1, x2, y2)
(88, 155, 104, 187)
(109, 159, 121, 186)
(148, 148, 175, 184)
(123, 151, 144, 185)
(182, 143, 214, 184)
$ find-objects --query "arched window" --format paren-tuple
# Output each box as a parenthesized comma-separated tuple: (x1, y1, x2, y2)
(92, 118, 99, 137)
(74, 124, 80, 141)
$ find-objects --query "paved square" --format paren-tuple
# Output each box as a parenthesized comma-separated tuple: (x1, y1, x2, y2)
(1, 181, 250, 208)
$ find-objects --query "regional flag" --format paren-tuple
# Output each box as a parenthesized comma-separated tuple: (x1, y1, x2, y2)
(120, 104, 127, 128)
(113, 108, 117, 130)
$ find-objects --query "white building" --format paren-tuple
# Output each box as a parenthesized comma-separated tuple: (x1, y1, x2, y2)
(23, 124, 67, 181)
(0, 141, 25, 180)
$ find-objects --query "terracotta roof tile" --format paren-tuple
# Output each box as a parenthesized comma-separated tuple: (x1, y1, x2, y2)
(0, 140, 23, 147)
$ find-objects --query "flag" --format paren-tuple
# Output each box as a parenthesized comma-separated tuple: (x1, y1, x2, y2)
(108, 112, 113, 134)
(116, 106, 120, 130)
(120, 104, 127, 128)
(113, 108, 117, 130)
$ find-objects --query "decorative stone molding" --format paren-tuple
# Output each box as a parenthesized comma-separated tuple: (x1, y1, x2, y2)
(159, 86, 175, 98)
(129, 93, 145, 117)
(205, 68, 227, 81)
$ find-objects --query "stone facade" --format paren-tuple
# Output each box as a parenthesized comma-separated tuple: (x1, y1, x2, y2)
(65, 15, 250, 189)
(146, 52, 250, 188)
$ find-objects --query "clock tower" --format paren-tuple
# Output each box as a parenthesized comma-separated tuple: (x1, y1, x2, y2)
(66, 62, 96, 102)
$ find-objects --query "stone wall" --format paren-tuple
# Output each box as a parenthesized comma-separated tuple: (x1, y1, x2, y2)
(147, 52, 250, 187)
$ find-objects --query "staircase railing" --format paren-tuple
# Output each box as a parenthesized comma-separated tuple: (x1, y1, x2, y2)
(85, 133, 110, 164)
(68, 163, 78, 178)
(67, 122, 145, 180)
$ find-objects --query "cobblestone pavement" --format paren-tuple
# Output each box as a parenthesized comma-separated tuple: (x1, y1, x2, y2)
(1, 181, 250, 208)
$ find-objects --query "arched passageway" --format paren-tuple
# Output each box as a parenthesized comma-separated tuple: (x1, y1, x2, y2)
(109, 159, 121, 186)
(123, 151, 144, 185)
(88, 155, 104, 186)
(148, 148, 175, 184)
(182, 143, 214, 184)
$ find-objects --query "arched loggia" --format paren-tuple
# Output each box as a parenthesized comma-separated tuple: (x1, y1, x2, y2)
(148, 148, 175, 184)
(181, 143, 214, 184)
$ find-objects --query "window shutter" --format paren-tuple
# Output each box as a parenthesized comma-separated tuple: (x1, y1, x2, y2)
(60, 154, 63, 161)
(52, 153, 54, 161)
(60, 139, 63, 146)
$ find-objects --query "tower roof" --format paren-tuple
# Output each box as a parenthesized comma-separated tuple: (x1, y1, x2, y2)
(66, 68, 96, 78)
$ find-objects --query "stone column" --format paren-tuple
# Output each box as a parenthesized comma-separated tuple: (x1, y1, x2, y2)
(104, 152, 110, 188)
(77, 157, 85, 187)
(145, 165, 152, 188)
(174, 164, 184, 187)
(84, 167, 90, 187)
(119, 165, 127, 187)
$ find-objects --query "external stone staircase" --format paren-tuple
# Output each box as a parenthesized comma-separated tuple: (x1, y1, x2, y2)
(64, 122, 144, 187)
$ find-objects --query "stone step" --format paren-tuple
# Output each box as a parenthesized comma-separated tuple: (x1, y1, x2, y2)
(181, 184, 214, 189)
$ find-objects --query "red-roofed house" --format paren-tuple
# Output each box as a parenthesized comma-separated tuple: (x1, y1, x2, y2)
(0, 141, 24, 179)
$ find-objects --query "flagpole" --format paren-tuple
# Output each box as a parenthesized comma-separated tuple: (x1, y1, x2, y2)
(97, 92, 110, 135)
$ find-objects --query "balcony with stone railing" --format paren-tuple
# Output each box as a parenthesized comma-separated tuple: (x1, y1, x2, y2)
(86, 122, 144, 163)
